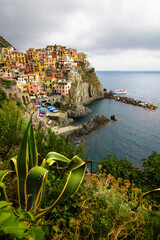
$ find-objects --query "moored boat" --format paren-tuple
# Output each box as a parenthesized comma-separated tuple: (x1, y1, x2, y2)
(113, 89, 127, 95)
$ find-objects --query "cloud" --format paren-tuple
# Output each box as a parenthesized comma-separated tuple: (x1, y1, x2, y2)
(1, 0, 160, 70)
(89, 49, 160, 71)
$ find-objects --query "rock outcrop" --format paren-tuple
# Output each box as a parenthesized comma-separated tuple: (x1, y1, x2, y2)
(54, 101, 92, 119)
(68, 70, 104, 104)
(111, 115, 117, 121)
(65, 115, 110, 142)
(67, 104, 92, 119)
(48, 114, 74, 127)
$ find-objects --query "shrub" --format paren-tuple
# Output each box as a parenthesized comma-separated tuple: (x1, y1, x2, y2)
(0, 117, 86, 239)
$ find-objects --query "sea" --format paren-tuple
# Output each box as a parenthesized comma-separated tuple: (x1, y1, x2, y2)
(76, 71, 160, 172)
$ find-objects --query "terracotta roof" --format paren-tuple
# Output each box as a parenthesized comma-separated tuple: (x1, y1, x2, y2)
(10, 65, 20, 68)
(45, 77, 53, 81)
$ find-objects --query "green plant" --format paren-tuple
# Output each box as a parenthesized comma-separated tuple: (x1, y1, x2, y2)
(75, 173, 160, 240)
(0, 101, 26, 161)
(0, 117, 86, 220)
(100, 155, 144, 187)
(0, 200, 44, 239)
(36, 128, 84, 161)
(142, 151, 160, 188)
(0, 88, 7, 106)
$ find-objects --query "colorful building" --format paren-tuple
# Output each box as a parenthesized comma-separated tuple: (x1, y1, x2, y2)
(16, 77, 27, 92)
(56, 79, 71, 96)
(43, 76, 57, 93)
(22, 74, 41, 96)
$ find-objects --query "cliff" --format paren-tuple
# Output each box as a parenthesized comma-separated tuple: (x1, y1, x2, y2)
(68, 67, 104, 105)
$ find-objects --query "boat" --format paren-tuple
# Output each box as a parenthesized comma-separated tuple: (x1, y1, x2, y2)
(113, 89, 127, 95)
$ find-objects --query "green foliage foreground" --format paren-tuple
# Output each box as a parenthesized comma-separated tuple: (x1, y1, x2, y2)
(0, 117, 86, 239)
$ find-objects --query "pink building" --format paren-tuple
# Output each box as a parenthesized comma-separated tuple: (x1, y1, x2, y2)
(22, 74, 41, 96)
(27, 81, 39, 96)
(56, 79, 71, 96)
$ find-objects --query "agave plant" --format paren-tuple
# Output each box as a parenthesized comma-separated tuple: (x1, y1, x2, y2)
(133, 188, 160, 210)
(0, 117, 86, 219)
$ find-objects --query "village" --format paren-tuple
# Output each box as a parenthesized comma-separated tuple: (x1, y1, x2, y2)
(0, 44, 91, 100)
(0, 43, 107, 139)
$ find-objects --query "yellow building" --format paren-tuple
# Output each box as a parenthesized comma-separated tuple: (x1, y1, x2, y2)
(32, 51, 39, 60)
(43, 76, 57, 93)
(11, 51, 26, 65)
(1, 47, 14, 61)
(74, 54, 78, 62)
(44, 57, 56, 70)
(17, 52, 26, 65)
(30, 59, 45, 75)
(16, 77, 28, 92)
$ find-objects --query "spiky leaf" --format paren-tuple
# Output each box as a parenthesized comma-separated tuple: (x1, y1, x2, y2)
(36, 158, 86, 219)
(16, 118, 31, 207)
(28, 121, 38, 170)
(0, 170, 13, 201)
(26, 166, 49, 212)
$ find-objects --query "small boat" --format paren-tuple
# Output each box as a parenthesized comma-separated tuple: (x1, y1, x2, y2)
(113, 89, 127, 95)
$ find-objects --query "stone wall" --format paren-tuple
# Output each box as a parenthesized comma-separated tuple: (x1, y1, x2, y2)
(0, 84, 30, 104)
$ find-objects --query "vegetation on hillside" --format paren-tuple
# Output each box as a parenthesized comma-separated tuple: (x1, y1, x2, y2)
(0, 117, 86, 239)
(78, 61, 101, 85)
(100, 153, 160, 192)
(0, 87, 7, 106)
(0, 36, 14, 48)
(0, 101, 26, 161)
(0, 100, 159, 239)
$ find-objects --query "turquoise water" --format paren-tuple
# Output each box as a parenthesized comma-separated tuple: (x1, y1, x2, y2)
(77, 71, 160, 170)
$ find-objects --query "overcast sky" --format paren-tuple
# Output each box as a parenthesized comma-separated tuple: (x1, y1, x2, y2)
(1, 0, 160, 71)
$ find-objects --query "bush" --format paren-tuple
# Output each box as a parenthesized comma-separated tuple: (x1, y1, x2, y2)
(142, 151, 160, 189)
(42, 173, 160, 239)
(100, 155, 144, 187)
(0, 101, 26, 161)
(0, 88, 7, 106)
(35, 128, 84, 161)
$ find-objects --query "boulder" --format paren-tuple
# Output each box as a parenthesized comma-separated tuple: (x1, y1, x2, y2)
(110, 115, 117, 121)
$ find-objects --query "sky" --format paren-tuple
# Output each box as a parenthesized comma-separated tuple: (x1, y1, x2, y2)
(1, 0, 160, 71)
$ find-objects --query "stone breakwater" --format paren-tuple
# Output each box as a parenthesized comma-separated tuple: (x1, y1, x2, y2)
(104, 92, 157, 110)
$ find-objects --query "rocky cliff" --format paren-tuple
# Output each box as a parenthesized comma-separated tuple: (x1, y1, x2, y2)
(68, 69, 104, 105)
